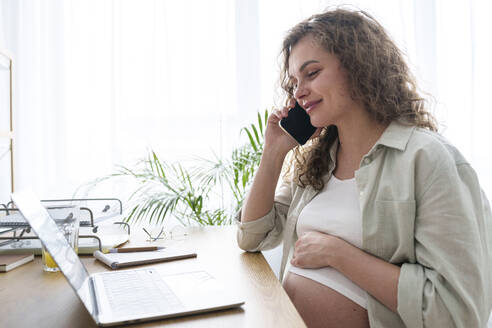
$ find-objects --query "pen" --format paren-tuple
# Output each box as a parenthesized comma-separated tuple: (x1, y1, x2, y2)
(108, 246, 166, 253)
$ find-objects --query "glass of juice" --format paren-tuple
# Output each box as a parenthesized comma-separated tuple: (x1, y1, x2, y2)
(42, 205, 80, 272)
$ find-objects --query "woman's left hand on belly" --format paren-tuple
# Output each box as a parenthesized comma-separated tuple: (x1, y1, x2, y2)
(291, 231, 401, 313)
(291, 231, 346, 269)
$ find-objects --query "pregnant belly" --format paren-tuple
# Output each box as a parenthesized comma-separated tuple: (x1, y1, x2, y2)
(283, 272, 369, 328)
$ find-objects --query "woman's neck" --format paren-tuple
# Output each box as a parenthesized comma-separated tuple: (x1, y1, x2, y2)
(338, 120, 387, 156)
(333, 112, 388, 179)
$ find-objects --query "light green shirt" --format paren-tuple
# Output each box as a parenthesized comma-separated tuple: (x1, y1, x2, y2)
(236, 121, 492, 327)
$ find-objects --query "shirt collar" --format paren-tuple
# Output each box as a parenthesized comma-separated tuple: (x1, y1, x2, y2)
(374, 120, 415, 151)
(327, 120, 415, 159)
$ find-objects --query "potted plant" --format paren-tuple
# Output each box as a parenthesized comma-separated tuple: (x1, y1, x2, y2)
(87, 110, 269, 226)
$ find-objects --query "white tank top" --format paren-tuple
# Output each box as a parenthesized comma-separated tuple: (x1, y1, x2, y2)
(289, 175, 368, 309)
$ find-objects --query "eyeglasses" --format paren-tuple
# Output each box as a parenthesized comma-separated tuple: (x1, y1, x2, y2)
(143, 227, 164, 242)
(142, 226, 187, 243)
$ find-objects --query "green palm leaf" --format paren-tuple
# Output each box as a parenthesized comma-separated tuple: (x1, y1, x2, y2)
(87, 109, 268, 226)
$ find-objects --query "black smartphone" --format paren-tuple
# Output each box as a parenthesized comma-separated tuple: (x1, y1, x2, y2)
(279, 102, 317, 145)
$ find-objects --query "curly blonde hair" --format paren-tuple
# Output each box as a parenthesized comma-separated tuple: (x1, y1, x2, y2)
(280, 8, 438, 190)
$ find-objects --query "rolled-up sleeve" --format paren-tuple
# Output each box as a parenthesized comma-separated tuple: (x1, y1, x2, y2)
(236, 180, 292, 252)
(397, 154, 492, 327)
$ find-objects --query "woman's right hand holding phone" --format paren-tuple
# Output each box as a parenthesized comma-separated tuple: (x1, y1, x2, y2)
(243, 99, 320, 223)
(264, 101, 299, 158)
(241, 101, 298, 224)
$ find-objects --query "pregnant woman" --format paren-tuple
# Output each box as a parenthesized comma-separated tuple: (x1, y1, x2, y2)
(236, 8, 492, 328)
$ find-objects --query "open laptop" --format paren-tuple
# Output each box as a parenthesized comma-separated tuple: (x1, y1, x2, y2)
(11, 190, 244, 327)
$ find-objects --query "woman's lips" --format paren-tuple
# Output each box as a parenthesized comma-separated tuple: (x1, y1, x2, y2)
(305, 100, 322, 114)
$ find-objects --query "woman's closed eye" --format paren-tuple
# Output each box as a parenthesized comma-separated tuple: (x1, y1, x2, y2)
(290, 70, 319, 89)
(307, 69, 320, 78)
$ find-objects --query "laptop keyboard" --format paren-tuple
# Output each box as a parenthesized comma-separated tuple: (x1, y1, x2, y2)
(101, 269, 184, 316)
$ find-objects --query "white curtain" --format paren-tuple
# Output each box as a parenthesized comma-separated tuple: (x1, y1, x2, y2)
(0, 0, 491, 202)
(1, 0, 239, 200)
(0, 0, 68, 200)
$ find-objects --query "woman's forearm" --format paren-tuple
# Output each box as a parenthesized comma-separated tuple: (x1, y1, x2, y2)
(241, 148, 287, 223)
(333, 240, 400, 312)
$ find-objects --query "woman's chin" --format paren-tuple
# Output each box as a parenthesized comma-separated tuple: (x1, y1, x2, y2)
(309, 116, 327, 128)
(309, 114, 335, 129)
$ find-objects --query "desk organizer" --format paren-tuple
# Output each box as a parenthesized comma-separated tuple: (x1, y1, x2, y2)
(0, 198, 130, 254)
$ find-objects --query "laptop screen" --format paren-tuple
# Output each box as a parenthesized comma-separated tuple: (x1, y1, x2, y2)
(11, 191, 95, 314)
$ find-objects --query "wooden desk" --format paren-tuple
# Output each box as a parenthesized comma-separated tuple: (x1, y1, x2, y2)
(0, 225, 306, 328)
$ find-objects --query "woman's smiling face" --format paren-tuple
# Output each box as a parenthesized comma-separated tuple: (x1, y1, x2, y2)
(288, 35, 358, 128)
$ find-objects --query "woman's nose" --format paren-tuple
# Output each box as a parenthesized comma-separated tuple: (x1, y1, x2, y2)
(293, 82, 308, 100)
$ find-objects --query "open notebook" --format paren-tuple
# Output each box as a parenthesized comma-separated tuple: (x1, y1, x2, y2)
(93, 249, 197, 269)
